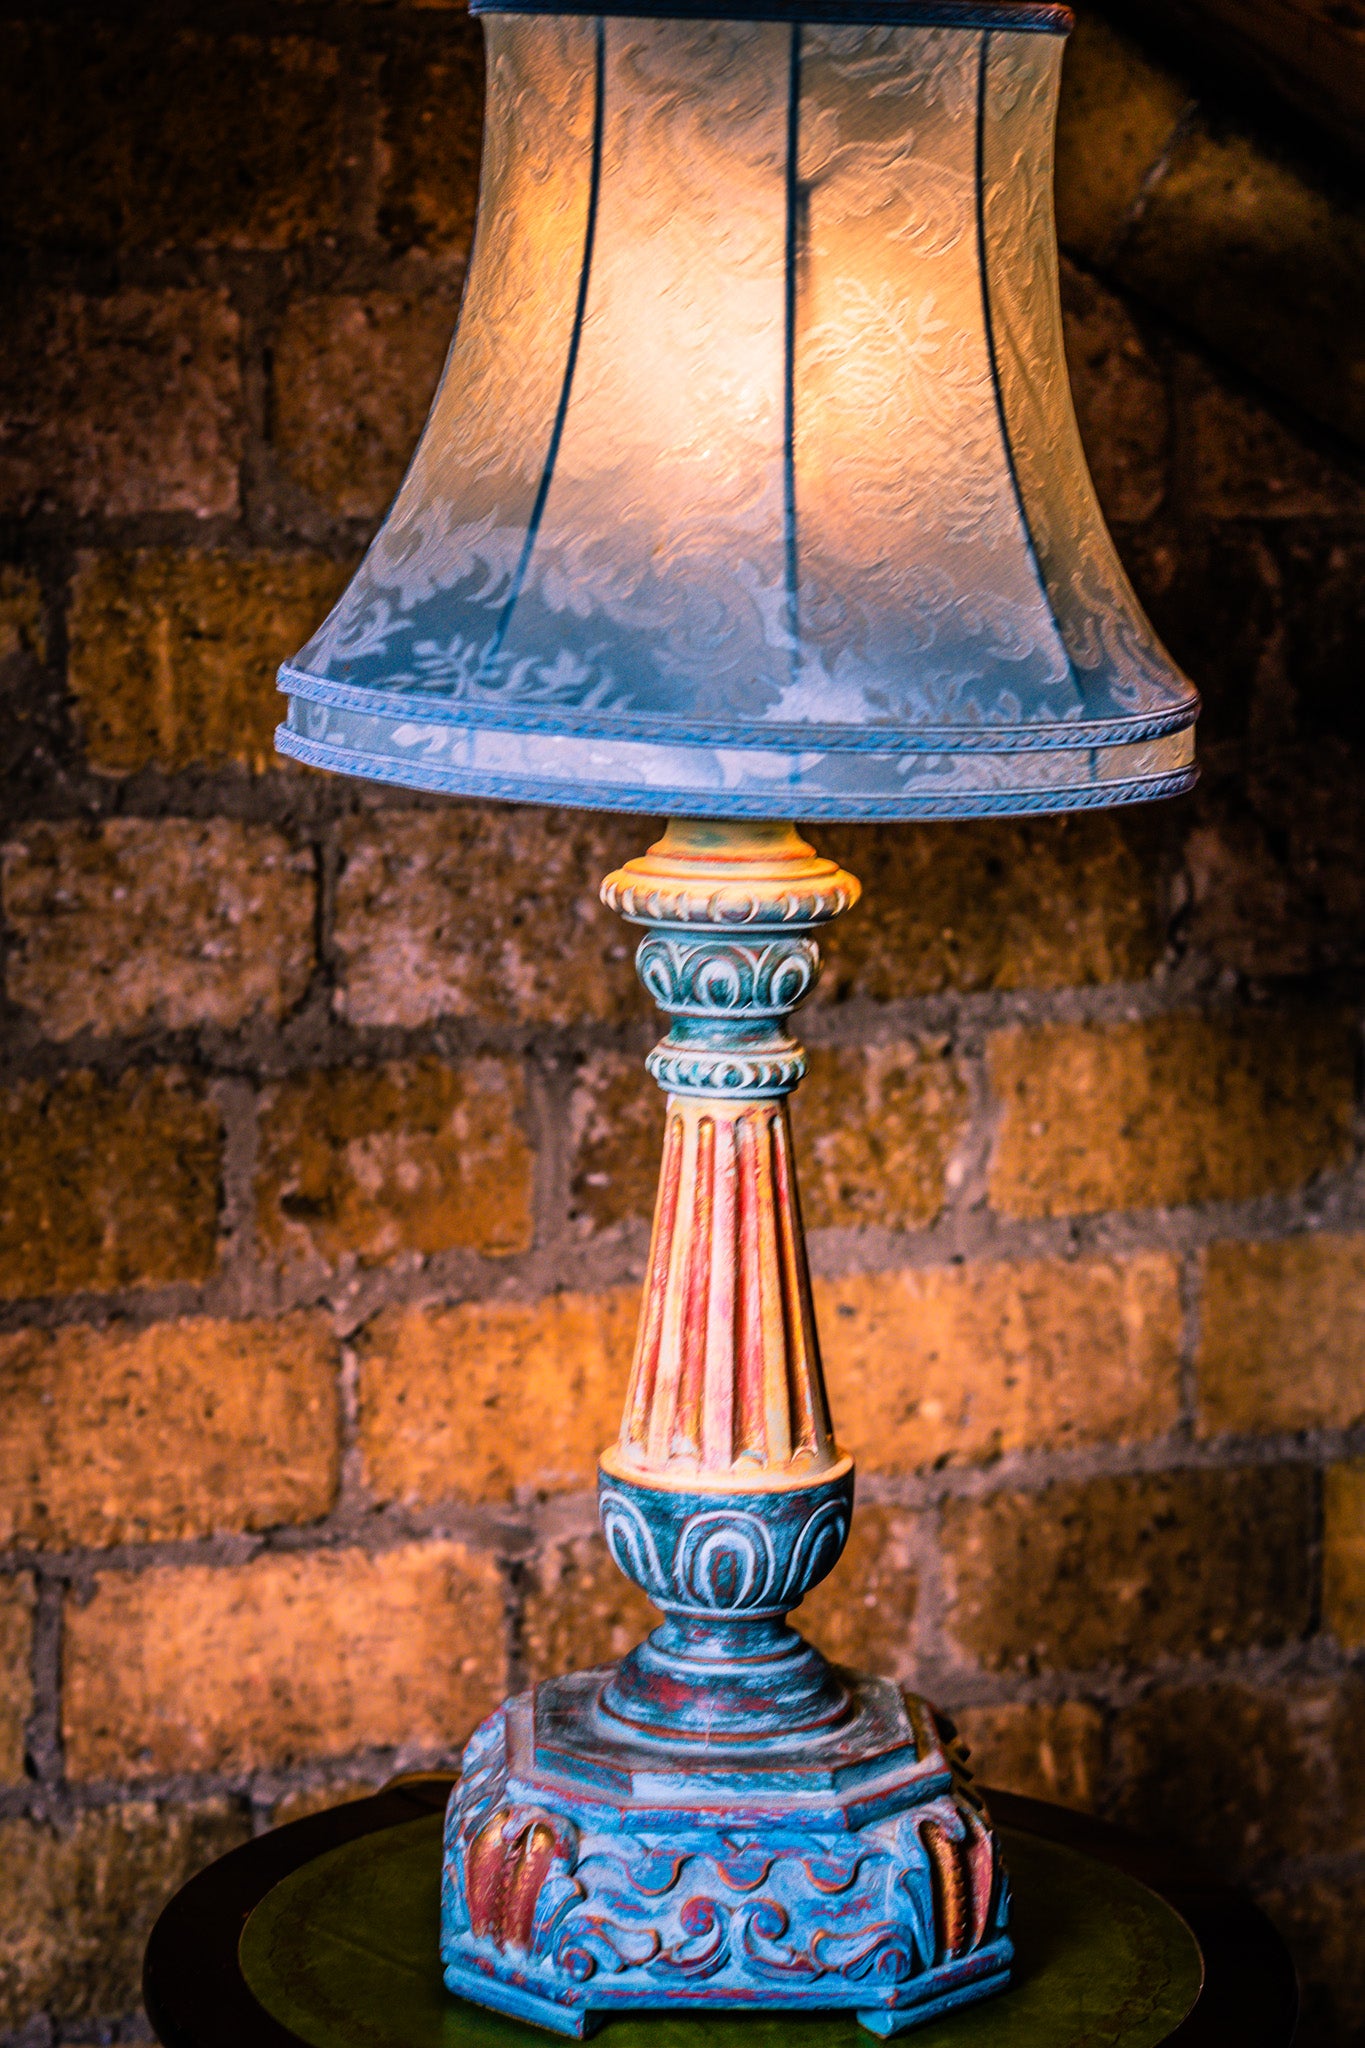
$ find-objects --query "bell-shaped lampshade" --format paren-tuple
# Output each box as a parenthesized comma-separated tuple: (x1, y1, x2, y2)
(276, 0, 1198, 819)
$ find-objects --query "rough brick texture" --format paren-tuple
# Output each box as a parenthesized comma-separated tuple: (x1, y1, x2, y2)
(568, 1053, 664, 1232)
(256, 1057, 533, 1268)
(355, 1290, 636, 1503)
(819, 1254, 1182, 1471)
(521, 1533, 657, 1685)
(1199, 1234, 1365, 1436)
(0, 290, 241, 518)
(68, 551, 350, 774)
(3, 4, 1365, 2038)
(0, 1801, 251, 2029)
(63, 1542, 507, 1778)
(988, 1013, 1356, 1217)
(798, 1504, 923, 1676)
(569, 1043, 970, 1235)
(1324, 1463, 1365, 1652)
(0, 1069, 220, 1299)
(0, 24, 353, 251)
(952, 1702, 1105, 1813)
(796, 1044, 970, 1232)
(3, 818, 315, 1038)
(1111, 1675, 1365, 1872)
(0, 1314, 339, 1549)
(379, 35, 485, 254)
(333, 808, 639, 1028)
(0, 1575, 33, 1783)
(274, 296, 458, 518)
(815, 813, 1165, 1001)
(942, 1466, 1316, 1673)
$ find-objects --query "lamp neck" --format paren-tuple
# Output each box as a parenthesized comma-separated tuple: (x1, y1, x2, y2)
(599, 821, 860, 1490)
(596, 819, 862, 1746)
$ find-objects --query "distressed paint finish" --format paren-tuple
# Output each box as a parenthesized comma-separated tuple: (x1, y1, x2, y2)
(441, 1681, 1011, 2038)
(441, 821, 1014, 2035)
(618, 1098, 833, 1478)
(603, 820, 855, 1490)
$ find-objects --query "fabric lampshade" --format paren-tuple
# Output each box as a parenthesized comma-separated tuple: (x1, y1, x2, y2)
(275, 0, 1198, 819)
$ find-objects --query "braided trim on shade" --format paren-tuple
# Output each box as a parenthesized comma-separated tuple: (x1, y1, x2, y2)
(470, 0, 1073, 30)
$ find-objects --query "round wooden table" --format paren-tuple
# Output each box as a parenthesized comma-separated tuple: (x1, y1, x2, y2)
(143, 1777, 1298, 2048)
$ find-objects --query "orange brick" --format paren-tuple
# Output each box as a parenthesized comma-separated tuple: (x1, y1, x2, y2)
(2, 819, 315, 1039)
(814, 813, 1165, 1002)
(356, 1290, 636, 1505)
(1053, 14, 1190, 264)
(333, 807, 639, 1029)
(256, 1058, 533, 1269)
(0, 1576, 32, 1783)
(274, 295, 458, 518)
(1062, 262, 1168, 525)
(818, 1254, 1182, 1472)
(521, 1533, 657, 1685)
(0, 290, 240, 519)
(1324, 1462, 1365, 1651)
(0, 1800, 249, 2029)
(951, 1701, 1104, 1812)
(0, 24, 352, 250)
(942, 1466, 1315, 1673)
(987, 1012, 1355, 1219)
(63, 1540, 507, 1778)
(0, 1314, 339, 1550)
(796, 1044, 969, 1232)
(569, 1053, 662, 1232)
(1117, 117, 1365, 453)
(379, 35, 485, 255)
(798, 1504, 922, 1677)
(0, 568, 45, 665)
(0, 1068, 220, 1300)
(1199, 1235, 1365, 1436)
(68, 550, 349, 774)
(1183, 356, 1365, 519)
(569, 1044, 970, 1236)
(1111, 1675, 1365, 1874)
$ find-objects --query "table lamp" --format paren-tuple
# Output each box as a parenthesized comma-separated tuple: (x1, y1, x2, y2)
(276, 0, 1199, 2035)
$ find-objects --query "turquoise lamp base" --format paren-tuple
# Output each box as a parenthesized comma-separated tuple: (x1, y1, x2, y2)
(439, 1662, 1011, 2040)
(439, 823, 1011, 2038)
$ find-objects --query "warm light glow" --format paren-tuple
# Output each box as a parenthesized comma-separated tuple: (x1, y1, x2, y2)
(277, 10, 1198, 820)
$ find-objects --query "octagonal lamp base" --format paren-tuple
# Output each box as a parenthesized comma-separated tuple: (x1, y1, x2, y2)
(439, 1666, 1012, 2039)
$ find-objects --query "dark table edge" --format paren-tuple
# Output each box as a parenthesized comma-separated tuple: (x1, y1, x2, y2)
(142, 1778, 1298, 2048)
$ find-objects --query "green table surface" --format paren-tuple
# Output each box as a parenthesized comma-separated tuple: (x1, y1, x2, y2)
(143, 1781, 1300, 2048)
(238, 1813, 1200, 2048)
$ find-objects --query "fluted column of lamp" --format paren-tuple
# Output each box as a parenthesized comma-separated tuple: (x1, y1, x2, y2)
(275, 0, 1199, 2034)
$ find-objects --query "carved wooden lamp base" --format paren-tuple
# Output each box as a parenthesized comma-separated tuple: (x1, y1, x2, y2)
(439, 823, 1011, 2037)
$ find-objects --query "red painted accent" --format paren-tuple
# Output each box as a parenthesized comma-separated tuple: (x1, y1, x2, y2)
(734, 1110, 769, 1464)
(750, 1108, 792, 1466)
(703, 1112, 740, 1468)
(967, 1813, 997, 1948)
(503, 1822, 558, 1951)
(922, 1818, 971, 1957)
(466, 1808, 513, 1941)
(622, 1110, 683, 1457)
(673, 1116, 715, 1460)
(772, 1107, 833, 1460)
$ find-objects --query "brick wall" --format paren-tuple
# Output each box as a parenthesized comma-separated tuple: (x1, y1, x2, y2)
(2, 2, 1365, 2042)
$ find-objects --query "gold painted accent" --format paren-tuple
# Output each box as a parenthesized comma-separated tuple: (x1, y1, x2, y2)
(601, 818, 860, 930)
(599, 1443, 855, 1497)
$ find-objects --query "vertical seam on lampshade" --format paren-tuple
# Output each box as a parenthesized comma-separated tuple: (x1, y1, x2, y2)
(481, 14, 607, 673)
(782, 21, 803, 669)
(974, 30, 1057, 648)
